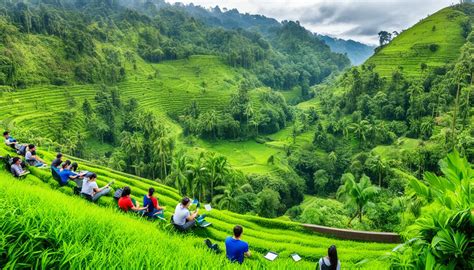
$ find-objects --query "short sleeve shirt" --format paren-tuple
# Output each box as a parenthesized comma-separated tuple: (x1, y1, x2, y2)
(81, 180, 98, 196)
(118, 197, 134, 211)
(25, 151, 33, 160)
(173, 203, 190, 225)
(58, 169, 75, 184)
(225, 237, 249, 264)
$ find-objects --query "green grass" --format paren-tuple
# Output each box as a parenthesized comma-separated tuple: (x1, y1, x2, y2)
(0, 145, 395, 269)
(366, 7, 468, 77)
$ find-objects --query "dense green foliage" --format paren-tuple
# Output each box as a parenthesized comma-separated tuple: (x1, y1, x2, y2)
(0, 0, 349, 91)
(0, 144, 394, 269)
(182, 3, 375, 66)
(386, 151, 473, 269)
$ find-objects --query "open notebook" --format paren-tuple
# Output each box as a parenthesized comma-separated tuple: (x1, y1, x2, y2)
(264, 252, 278, 261)
(291, 253, 302, 262)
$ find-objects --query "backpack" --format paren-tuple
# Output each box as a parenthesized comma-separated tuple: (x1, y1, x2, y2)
(319, 258, 335, 270)
(113, 188, 123, 201)
(17, 145, 27, 156)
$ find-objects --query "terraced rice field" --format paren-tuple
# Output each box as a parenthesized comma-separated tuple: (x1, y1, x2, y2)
(0, 144, 395, 269)
(0, 55, 243, 138)
(366, 7, 468, 77)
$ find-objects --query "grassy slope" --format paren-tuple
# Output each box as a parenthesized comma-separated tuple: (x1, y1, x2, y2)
(366, 7, 468, 77)
(0, 145, 394, 269)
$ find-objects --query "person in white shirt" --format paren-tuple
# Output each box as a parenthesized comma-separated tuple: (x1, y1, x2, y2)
(318, 245, 341, 270)
(172, 197, 198, 231)
(25, 144, 47, 167)
(80, 173, 111, 202)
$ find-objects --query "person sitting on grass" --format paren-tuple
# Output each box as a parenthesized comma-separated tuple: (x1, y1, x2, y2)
(172, 197, 207, 231)
(25, 144, 47, 167)
(80, 173, 111, 202)
(143, 187, 165, 219)
(318, 245, 341, 270)
(58, 160, 85, 186)
(51, 153, 63, 168)
(118, 186, 147, 214)
(225, 225, 250, 264)
(11, 157, 29, 177)
(3, 131, 18, 149)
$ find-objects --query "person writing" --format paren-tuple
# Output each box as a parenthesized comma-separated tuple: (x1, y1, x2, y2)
(10, 157, 29, 177)
(25, 144, 47, 167)
(318, 245, 341, 270)
(118, 186, 147, 214)
(80, 173, 112, 202)
(58, 161, 85, 186)
(143, 187, 165, 219)
(225, 225, 250, 264)
(172, 197, 199, 231)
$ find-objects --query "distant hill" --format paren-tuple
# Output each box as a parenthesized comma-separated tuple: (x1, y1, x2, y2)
(317, 35, 376, 65)
(179, 3, 375, 65)
(366, 6, 470, 77)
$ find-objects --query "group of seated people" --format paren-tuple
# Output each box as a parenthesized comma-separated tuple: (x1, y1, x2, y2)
(118, 186, 165, 219)
(4, 131, 340, 267)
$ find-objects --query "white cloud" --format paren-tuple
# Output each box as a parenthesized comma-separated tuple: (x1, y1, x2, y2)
(167, 0, 455, 44)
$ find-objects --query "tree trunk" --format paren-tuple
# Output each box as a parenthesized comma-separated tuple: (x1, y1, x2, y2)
(378, 171, 382, 187)
(359, 206, 363, 223)
(451, 82, 461, 148)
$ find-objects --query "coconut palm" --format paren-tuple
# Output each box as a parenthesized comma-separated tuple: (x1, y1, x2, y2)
(367, 154, 387, 187)
(213, 171, 249, 211)
(205, 153, 230, 201)
(349, 120, 372, 146)
(337, 173, 379, 224)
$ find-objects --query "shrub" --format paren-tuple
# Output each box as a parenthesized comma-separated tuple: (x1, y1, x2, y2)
(429, 43, 439, 52)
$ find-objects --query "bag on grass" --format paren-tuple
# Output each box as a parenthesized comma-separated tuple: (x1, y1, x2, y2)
(113, 188, 123, 201)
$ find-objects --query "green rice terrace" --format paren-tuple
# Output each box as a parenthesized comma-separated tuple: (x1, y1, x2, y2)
(366, 7, 469, 77)
(0, 1, 473, 269)
(0, 145, 394, 269)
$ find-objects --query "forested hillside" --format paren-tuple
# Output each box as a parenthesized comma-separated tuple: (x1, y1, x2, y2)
(0, 1, 473, 269)
(179, 2, 375, 65)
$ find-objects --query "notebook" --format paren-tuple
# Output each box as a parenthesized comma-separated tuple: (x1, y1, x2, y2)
(199, 221, 212, 228)
(264, 252, 278, 261)
(291, 253, 301, 262)
(204, 204, 212, 211)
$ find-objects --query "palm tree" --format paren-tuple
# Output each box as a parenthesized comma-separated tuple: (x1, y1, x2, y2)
(167, 152, 189, 195)
(349, 120, 371, 146)
(337, 173, 379, 224)
(204, 153, 229, 200)
(187, 154, 208, 202)
(213, 171, 249, 210)
(367, 155, 386, 187)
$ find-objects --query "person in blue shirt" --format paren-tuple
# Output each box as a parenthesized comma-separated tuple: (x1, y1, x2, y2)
(225, 225, 251, 264)
(58, 160, 85, 186)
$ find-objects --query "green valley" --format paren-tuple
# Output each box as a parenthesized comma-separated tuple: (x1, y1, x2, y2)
(0, 0, 473, 269)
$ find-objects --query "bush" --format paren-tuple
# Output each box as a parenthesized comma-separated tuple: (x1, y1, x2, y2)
(429, 43, 439, 52)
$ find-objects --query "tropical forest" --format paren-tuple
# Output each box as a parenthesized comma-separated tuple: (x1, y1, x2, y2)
(0, 0, 472, 269)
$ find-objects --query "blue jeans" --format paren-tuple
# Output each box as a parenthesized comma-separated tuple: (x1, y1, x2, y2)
(92, 187, 111, 202)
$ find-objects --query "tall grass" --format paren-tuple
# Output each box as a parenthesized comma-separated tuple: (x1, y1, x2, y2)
(0, 145, 394, 269)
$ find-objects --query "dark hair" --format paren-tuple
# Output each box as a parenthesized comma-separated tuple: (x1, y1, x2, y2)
(122, 186, 131, 197)
(12, 157, 20, 164)
(3, 131, 9, 136)
(71, 162, 78, 172)
(89, 173, 97, 180)
(28, 144, 35, 150)
(233, 225, 243, 238)
(328, 245, 338, 270)
(181, 197, 190, 206)
(56, 153, 63, 159)
(148, 187, 155, 196)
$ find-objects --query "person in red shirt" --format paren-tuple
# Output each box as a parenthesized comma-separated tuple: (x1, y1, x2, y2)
(118, 186, 147, 215)
(143, 187, 165, 219)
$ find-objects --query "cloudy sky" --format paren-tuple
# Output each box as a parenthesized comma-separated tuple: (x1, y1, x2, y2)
(167, 0, 455, 45)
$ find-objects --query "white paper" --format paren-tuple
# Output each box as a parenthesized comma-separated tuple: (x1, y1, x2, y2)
(291, 254, 301, 262)
(264, 252, 278, 261)
(204, 204, 212, 211)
